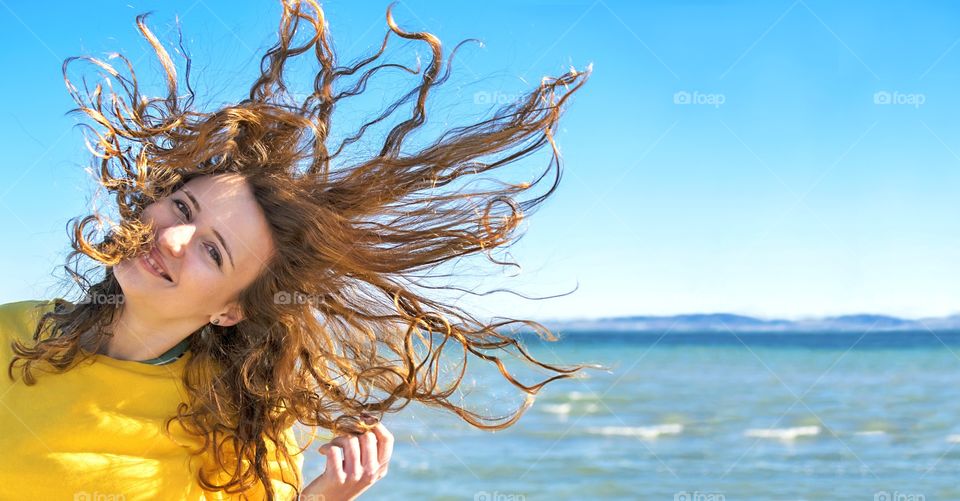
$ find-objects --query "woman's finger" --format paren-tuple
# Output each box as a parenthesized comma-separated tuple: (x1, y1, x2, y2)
(332, 434, 362, 483)
(317, 443, 346, 483)
(330, 435, 359, 482)
(370, 422, 394, 468)
(358, 430, 379, 481)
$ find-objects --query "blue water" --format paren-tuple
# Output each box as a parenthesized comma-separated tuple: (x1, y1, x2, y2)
(298, 331, 960, 500)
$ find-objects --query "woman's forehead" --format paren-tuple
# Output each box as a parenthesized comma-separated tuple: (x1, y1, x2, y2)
(183, 173, 247, 198)
(179, 173, 275, 268)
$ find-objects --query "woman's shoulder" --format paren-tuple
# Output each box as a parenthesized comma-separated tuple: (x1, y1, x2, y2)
(0, 299, 59, 341)
(0, 298, 57, 310)
(0, 298, 57, 320)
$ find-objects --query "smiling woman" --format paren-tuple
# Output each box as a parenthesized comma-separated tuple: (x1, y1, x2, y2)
(95, 173, 276, 362)
(0, 0, 592, 499)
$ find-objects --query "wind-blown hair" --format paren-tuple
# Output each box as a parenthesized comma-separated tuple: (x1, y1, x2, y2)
(7, 1, 593, 498)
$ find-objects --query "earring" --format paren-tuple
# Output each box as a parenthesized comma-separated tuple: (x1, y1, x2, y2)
(211, 318, 220, 325)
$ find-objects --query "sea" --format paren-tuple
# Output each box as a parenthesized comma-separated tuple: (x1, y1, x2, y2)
(297, 329, 960, 500)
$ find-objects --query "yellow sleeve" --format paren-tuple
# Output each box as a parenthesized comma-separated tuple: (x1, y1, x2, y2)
(199, 425, 304, 501)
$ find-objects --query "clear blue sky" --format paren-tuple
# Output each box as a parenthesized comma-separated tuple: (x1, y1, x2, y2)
(2, 0, 959, 321)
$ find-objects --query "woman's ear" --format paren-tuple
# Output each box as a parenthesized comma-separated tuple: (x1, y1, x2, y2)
(213, 303, 245, 327)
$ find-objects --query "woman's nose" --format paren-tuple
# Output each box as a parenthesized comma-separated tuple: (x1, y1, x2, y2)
(157, 224, 196, 257)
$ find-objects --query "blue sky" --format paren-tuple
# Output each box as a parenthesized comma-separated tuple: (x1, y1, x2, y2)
(1, 0, 959, 321)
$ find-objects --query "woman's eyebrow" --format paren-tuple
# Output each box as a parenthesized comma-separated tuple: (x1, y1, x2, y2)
(183, 189, 236, 270)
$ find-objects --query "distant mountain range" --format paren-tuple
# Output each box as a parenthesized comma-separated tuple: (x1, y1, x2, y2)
(536, 313, 960, 333)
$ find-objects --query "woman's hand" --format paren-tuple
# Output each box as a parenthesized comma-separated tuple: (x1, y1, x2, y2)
(300, 421, 394, 501)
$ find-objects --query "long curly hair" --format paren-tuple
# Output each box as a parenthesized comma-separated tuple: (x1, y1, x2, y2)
(7, 1, 594, 498)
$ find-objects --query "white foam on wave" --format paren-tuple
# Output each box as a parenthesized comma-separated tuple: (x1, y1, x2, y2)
(567, 391, 599, 401)
(540, 402, 602, 416)
(745, 425, 820, 440)
(541, 403, 572, 415)
(947, 434, 960, 443)
(587, 423, 683, 439)
(854, 430, 887, 437)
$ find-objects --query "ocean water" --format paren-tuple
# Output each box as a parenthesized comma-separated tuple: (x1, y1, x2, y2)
(298, 331, 960, 500)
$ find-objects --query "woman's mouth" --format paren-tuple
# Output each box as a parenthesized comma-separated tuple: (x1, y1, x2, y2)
(140, 249, 173, 282)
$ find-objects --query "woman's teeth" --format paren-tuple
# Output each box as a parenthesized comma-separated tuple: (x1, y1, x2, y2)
(145, 255, 170, 281)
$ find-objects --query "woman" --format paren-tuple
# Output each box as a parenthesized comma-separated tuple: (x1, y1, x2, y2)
(1, 0, 592, 499)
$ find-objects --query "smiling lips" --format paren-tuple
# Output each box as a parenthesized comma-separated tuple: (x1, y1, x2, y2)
(141, 248, 172, 282)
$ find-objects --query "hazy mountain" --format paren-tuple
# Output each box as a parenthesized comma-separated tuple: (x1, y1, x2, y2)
(535, 313, 960, 332)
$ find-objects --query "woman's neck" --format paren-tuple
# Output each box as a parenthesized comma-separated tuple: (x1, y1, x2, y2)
(91, 304, 197, 362)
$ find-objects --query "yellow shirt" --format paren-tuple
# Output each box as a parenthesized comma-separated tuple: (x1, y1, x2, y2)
(0, 299, 305, 500)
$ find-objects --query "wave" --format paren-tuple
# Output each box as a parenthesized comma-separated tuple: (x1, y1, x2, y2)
(541, 403, 573, 415)
(567, 391, 600, 401)
(745, 425, 820, 440)
(586, 423, 683, 438)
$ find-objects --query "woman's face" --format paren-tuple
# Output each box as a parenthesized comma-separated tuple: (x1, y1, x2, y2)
(113, 173, 275, 326)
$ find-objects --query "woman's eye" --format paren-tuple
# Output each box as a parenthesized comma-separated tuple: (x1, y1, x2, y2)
(205, 244, 223, 267)
(173, 198, 223, 268)
(173, 199, 191, 220)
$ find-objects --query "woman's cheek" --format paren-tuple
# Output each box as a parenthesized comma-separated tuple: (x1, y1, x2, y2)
(183, 257, 222, 292)
(139, 205, 164, 232)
